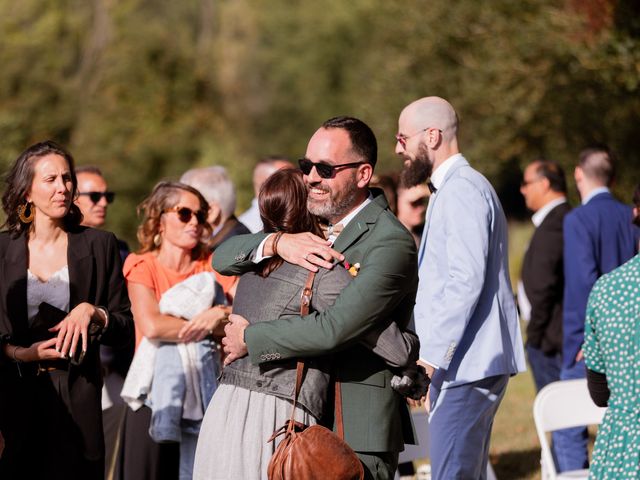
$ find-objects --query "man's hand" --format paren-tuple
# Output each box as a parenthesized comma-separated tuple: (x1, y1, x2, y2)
(416, 359, 435, 413)
(267, 232, 343, 272)
(417, 359, 435, 379)
(406, 360, 434, 410)
(222, 314, 250, 366)
(575, 349, 584, 362)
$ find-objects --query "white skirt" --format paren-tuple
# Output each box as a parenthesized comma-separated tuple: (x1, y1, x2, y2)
(193, 384, 317, 480)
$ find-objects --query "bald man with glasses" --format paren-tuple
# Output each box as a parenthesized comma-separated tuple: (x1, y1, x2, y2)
(396, 96, 526, 479)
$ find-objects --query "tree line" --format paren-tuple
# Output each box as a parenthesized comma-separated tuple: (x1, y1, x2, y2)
(1, 0, 638, 243)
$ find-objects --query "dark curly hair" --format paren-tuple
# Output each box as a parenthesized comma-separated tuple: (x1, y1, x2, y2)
(136, 181, 212, 259)
(259, 169, 323, 276)
(2, 140, 83, 235)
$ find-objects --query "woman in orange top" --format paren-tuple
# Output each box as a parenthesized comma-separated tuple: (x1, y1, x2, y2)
(120, 181, 233, 480)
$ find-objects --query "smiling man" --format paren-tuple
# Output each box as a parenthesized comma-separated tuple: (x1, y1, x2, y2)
(209, 116, 419, 479)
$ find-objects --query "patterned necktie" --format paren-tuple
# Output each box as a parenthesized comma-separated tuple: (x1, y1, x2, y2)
(427, 181, 437, 194)
(320, 223, 344, 240)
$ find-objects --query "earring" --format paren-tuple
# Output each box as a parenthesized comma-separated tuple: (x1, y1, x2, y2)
(17, 202, 34, 223)
(153, 233, 162, 247)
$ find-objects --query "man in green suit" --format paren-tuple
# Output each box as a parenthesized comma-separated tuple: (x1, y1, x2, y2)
(217, 116, 418, 479)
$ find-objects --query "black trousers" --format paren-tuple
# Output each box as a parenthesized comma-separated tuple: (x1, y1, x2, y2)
(119, 405, 179, 480)
(0, 369, 103, 480)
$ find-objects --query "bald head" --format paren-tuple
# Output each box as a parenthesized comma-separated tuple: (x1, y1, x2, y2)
(400, 96, 458, 143)
(396, 96, 460, 180)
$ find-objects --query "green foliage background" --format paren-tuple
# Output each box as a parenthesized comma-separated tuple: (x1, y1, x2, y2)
(1, 0, 638, 245)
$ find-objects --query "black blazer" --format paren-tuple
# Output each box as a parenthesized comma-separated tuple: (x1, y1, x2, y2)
(522, 202, 571, 355)
(0, 226, 133, 471)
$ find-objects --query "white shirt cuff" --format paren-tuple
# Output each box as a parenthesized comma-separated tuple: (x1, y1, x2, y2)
(253, 233, 274, 264)
(420, 357, 439, 370)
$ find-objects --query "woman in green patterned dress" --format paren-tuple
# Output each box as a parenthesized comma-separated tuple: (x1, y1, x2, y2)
(583, 187, 640, 479)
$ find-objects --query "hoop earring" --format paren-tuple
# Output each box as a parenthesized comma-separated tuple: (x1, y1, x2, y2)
(17, 202, 35, 223)
(153, 233, 162, 247)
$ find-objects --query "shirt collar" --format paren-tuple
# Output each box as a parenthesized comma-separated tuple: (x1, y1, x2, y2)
(531, 197, 567, 227)
(335, 193, 373, 228)
(325, 193, 372, 244)
(582, 186, 609, 205)
(430, 153, 464, 190)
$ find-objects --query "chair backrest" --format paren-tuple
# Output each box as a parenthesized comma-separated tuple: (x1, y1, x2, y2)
(533, 379, 607, 478)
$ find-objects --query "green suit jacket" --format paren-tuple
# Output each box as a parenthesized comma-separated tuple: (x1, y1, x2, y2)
(213, 190, 418, 452)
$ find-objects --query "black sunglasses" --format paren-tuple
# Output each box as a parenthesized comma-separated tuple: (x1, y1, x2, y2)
(78, 191, 115, 204)
(163, 205, 207, 225)
(298, 158, 365, 179)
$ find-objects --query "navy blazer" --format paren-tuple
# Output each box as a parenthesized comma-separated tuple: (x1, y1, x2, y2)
(562, 191, 639, 368)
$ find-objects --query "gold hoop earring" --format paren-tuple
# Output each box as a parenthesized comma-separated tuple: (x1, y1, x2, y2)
(17, 202, 35, 223)
(153, 233, 162, 247)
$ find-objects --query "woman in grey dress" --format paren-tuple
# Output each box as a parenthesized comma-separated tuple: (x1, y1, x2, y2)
(193, 169, 419, 480)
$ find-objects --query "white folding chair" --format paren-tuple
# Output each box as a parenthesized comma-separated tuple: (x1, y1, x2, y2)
(533, 379, 607, 480)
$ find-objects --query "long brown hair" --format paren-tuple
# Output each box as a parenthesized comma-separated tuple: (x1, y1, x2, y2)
(259, 169, 322, 276)
(2, 140, 83, 235)
(136, 181, 212, 259)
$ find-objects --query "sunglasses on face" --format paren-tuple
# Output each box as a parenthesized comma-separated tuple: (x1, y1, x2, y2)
(298, 158, 365, 179)
(163, 205, 207, 225)
(78, 191, 115, 204)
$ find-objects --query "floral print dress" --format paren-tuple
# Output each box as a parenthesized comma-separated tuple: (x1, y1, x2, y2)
(583, 254, 640, 479)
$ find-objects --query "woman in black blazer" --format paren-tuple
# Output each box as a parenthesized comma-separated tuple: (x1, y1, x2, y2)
(0, 141, 133, 479)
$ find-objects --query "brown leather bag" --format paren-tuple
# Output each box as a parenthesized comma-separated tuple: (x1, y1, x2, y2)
(267, 271, 364, 480)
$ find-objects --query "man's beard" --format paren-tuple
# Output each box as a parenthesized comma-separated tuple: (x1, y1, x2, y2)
(306, 174, 359, 223)
(400, 143, 433, 188)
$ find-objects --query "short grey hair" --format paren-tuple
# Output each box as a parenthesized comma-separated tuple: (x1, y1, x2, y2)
(180, 166, 236, 219)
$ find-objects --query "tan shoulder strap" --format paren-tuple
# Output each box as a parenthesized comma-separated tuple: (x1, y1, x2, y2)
(287, 270, 316, 427)
(288, 270, 346, 440)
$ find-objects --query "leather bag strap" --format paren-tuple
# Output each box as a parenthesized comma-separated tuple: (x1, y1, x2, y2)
(287, 269, 347, 441)
(335, 379, 345, 440)
(286, 271, 316, 431)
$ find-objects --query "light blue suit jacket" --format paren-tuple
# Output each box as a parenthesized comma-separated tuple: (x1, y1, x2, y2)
(414, 156, 526, 389)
